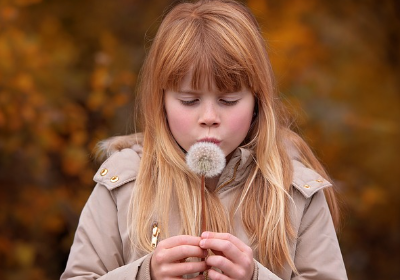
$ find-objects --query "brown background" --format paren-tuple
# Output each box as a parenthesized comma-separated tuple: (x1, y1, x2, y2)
(0, 0, 399, 279)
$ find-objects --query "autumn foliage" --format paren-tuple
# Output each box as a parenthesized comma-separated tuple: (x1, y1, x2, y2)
(0, 0, 399, 279)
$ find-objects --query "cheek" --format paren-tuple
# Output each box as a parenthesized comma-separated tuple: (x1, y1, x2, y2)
(227, 109, 253, 135)
(168, 114, 191, 134)
(166, 106, 193, 142)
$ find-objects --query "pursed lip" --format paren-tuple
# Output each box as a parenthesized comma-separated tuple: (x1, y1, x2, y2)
(198, 137, 221, 145)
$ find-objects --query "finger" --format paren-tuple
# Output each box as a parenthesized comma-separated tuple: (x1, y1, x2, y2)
(205, 255, 236, 278)
(158, 235, 202, 249)
(167, 260, 208, 276)
(201, 232, 249, 252)
(200, 238, 243, 263)
(207, 268, 230, 280)
(153, 245, 207, 264)
(207, 256, 253, 280)
(168, 245, 208, 261)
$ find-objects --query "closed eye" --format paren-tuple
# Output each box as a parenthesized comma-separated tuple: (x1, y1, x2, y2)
(220, 99, 239, 106)
(180, 99, 199, 106)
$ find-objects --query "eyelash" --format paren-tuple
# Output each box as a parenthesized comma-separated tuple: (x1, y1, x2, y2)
(220, 99, 239, 106)
(179, 99, 239, 106)
(180, 100, 198, 106)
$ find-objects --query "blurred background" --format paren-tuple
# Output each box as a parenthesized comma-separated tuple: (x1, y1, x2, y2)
(0, 0, 399, 279)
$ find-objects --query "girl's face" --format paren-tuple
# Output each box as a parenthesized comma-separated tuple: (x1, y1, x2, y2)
(164, 72, 255, 159)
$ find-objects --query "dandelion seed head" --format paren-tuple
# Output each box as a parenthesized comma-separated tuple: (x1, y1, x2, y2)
(186, 142, 226, 178)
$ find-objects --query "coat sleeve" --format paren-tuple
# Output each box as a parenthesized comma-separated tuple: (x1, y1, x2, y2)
(291, 190, 347, 279)
(252, 190, 347, 280)
(60, 183, 152, 280)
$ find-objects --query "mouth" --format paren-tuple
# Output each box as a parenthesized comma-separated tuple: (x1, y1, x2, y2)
(198, 138, 221, 145)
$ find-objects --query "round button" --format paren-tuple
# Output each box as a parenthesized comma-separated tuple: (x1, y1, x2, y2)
(100, 168, 108, 176)
(304, 184, 310, 189)
(110, 176, 119, 183)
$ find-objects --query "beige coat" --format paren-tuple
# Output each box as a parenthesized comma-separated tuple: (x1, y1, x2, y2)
(61, 140, 347, 280)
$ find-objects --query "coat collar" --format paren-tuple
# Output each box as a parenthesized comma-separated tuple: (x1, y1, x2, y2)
(214, 146, 332, 198)
(94, 135, 332, 198)
(215, 147, 253, 193)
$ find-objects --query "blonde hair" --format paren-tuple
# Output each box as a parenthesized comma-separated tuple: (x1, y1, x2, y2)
(128, 0, 339, 272)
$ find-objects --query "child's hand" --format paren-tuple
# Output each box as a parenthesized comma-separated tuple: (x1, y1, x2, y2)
(199, 232, 255, 280)
(150, 235, 207, 280)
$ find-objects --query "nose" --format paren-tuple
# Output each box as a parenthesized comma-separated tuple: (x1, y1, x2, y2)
(199, 102, 220, 127)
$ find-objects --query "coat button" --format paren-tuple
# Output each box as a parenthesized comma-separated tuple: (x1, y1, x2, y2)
(110, 176, 119, 183)
(100, 168, 108, 176)
(316, 179, 323, 183)
(304, 184, 310, 189)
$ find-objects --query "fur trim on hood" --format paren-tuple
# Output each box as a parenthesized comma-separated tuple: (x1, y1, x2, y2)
(96, 133, 144, 159)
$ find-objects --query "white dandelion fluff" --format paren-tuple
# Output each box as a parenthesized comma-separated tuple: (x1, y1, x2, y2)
(186, 142, 226, 178)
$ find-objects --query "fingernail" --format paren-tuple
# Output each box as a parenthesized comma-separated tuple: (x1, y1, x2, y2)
(201, 231, 209, 238)
(200, 240, 205, 247)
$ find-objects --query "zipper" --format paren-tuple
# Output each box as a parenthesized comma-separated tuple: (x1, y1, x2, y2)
(151, 222, 160, 248)
(214, 160, 241, 193)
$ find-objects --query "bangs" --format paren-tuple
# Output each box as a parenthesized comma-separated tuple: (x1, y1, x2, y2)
(158, 13, 255, 93)
(165, 43, 253, 93)
(191, 48, 252, 93)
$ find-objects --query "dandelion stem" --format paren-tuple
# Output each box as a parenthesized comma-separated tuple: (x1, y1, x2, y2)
(201, 174, 206, 235)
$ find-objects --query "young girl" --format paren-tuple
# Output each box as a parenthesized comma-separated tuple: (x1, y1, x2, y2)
(61, 0, 347, 279)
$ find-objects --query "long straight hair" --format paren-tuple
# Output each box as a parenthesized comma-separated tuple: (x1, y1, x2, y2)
(128, 0, 339, 272)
